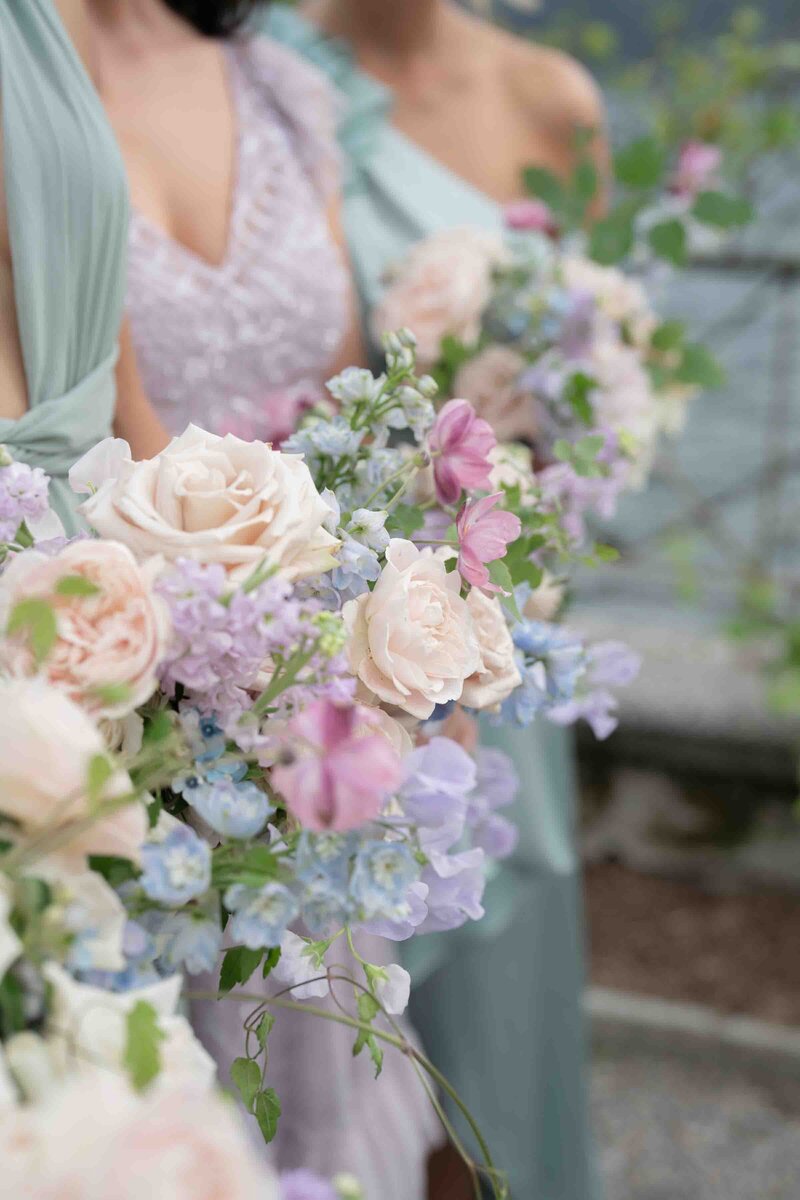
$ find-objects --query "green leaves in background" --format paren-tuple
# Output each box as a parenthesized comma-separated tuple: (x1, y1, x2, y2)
(7, 599, 56, 664)
(219, 945, 263, 994)
(615, 136, 667, 190)
(691, 190, 754, 229)
(648, 218, 687, 266)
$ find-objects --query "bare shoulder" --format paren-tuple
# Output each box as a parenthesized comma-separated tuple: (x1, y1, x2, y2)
(503, 36, 606, 136)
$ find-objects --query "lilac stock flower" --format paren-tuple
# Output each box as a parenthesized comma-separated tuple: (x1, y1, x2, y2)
(418, 847, 486, 933)
(350, 842, 419, 920)
(0, 459, 50, 541)
(464, 747, 520, 859)
(225, 882, 299, 950)
(280, 1169, 338, 1200)
(587, 640, 642, 688)
(547, 688, 620, 740)
(547, 639, 640, 739)
(188, 778, 273, 840)
(140, 824, 211, 906)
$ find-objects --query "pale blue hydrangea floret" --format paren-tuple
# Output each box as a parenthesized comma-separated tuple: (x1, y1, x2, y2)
(157, 911, 223, 975)
(501, 620, 586, 726)
(225, 882, 299, 950)
(350, 842, 419, 920)
(140, 824, 212, 906)
(189, 777, 273, 840)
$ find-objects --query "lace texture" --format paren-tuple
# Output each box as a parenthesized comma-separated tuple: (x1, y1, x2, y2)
(127, 36, 348, 442)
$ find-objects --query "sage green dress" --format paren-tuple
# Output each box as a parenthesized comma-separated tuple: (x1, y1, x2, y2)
(264, 10, 598, 1199)
(0, 0, 129, 532)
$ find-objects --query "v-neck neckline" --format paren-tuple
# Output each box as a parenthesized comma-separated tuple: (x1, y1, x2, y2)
(130, 41, 243, 276)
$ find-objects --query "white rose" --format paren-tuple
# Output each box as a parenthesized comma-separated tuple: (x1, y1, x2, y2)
(76, 426, 339, 584)
(0, 878, 22, 979)
(42, 964, 217, 1093)
(0, 680, 147, 868)
(460, 589, 521, 711)
(372, 229, 507, 368)
(343, 540, 481, 720)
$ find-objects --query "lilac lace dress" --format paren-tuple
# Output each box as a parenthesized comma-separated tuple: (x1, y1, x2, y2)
(125, 37, 439, 1198)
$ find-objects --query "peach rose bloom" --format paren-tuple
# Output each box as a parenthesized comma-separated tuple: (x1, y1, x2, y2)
(0, 541, 169, 720)
(561, 255, 656, 349)
(77, 426, 339, 585)
(460, 589, 521, 711)
(454, 346, 537, 443)
(372, 228, 507, 368)
(343, 539, 481, 720)
(0, 1074, 274, 1200)
(0, 680, 147, 867)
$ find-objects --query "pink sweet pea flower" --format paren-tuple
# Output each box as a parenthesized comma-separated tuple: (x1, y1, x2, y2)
(456, 493, 522, 593)
(504, 198, 559, 237)
(671, 141, 723, 199)
(272, 700, 402, 832)
(428, 399, 497, 506)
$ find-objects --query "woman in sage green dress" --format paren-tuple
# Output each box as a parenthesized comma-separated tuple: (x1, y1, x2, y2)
(0, 0, 165, 532)
(264, 5, 605, 1198)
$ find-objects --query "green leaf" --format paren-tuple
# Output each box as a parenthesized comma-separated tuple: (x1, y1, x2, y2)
(563, 372, 596, 424)
(219, 946, 263, 995)
(0, 973, 27, 1038)
(676, 343, 725, 389)
(90, 682, 133, 709)
(594, 543, 620, 563)
(256, 1012, 275, 1049)
(231, 1057, 262, 1113)
(588, 212, 634, 265)
(143, 710, 173, 744)
(614, 136, 666, 189)
(7, 598, 57, 664)
(254, 1088, 282, 1144)
(124, 1000, 165, 1092)
(522, 165, 566, 212)
(262, 945, 282, 980)
(487, 562, 520, 618)
(54, 574, 101, 598)
(768, 668, 800, 716)
(648, 219, 688, 266)
(388, 504, 425, 539)
(650, 320, 686, 352)
(87, 754, 113, 805)
(692, 190, 754, 229)
(357, 992, 380, 1024)
(87, 854, 139, 888)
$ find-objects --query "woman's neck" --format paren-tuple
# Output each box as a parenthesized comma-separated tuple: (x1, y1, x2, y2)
(307, 0, 462, 59)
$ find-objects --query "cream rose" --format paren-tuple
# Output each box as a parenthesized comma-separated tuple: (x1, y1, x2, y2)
(460, 589, 521, 711)
(0, 541, 169, 720)
(0, 1073, 274, 1200)
(0, 680, 147, 867)
(42, 964, 217, 1094)
(372, 229, 507, 368)
(76, 426, 339, 585)
(343, 539, 481, 720)
(522, 570, 565, 622)
(454, 346, 537, 442)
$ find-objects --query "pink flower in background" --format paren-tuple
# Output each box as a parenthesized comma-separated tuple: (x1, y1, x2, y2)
(456, 493, 521, 593)
(215, 386, 318, 449)
(428, 399, 496, 505)
(272, 700, 402, 832)
(505, 198, 559, 237)
(671, 141, 723, 199)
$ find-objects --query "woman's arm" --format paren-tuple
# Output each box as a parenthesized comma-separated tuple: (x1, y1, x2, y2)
(113, 321, 171, 457)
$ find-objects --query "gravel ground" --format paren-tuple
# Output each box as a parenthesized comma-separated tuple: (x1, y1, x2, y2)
(591, 1044, 800, 1200)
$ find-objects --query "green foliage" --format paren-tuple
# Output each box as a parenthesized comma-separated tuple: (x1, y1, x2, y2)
(255, 1011, 275, 1047)
(675, 344, 725, 389)
(352, 992, 384, 1078)
(53, 575, 101, 598)
(651, 320, 686, 352)
(219, 946, 263, 994)
(7, 598, 57, 664)
(648, 219, 687, 266)
(0, 971, 26, 1038)
(124, 1000, 165, 1092)
(388, 504, 425, 539)
(87, 753, 114, 806)
(87, 854, 139, 888)
(254, 1088, 282, 1143)
(563, 371, 595, 425)
(691, 190, 754, 229)
(231, 1056, 262, 1113)
(522, 165, 567, 213)
(615, 137, 666, 190)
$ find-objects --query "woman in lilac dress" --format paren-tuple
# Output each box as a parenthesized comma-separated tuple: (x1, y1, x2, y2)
(88, 2, 439, 1196)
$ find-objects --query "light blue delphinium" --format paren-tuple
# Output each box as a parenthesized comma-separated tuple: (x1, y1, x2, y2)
(350, 842, 419, 920)
(501, 620, 586, 726)
(225, 882, 299, 950)
(330, 533, 382, 601)
(140, 824, 212, 906)
(300, 877, 350, 938)
(326, 366, 386, 409)
(158, 910, 223, 975)
(188, 777, 273, 840)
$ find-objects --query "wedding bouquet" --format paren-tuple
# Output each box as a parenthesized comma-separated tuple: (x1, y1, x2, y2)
(0, 336, 633, 1195)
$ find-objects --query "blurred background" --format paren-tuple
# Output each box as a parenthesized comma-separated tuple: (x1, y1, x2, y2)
(469, 2, 800, 1197)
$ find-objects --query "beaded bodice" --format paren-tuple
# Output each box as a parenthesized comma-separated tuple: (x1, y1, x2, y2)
(126, 36, 348, 443)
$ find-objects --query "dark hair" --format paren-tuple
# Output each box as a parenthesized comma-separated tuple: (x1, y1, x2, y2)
(162, 1, 264, 37)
